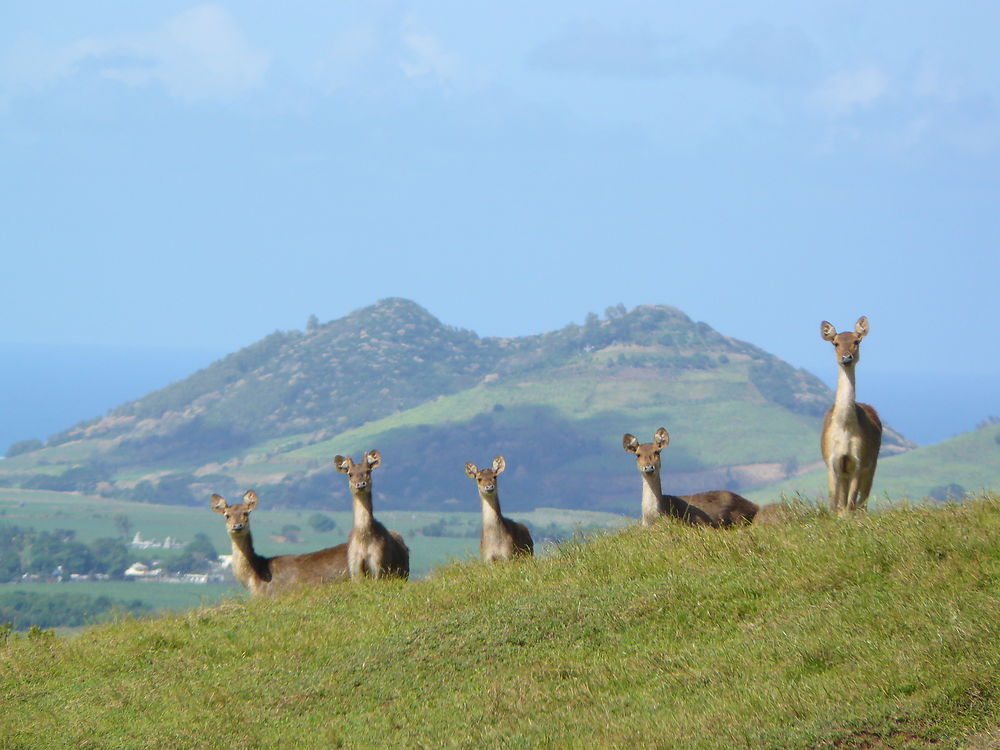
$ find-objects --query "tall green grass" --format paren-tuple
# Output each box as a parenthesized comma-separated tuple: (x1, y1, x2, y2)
(2, 496, 998, 748)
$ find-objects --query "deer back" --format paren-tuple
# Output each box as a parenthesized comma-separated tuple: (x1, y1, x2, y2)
(266, 542, 350, 588)
(677, 490, 758, 526)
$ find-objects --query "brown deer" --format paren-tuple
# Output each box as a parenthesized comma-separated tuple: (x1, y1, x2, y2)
(820, 316, 883, 513)
(333, 450, 409, 580)
(623, 428, 758, 527)
(210, 490, 348, 596)
(465, 455, 534, 562)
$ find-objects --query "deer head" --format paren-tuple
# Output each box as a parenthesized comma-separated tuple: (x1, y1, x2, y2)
(334, 449, 381, 492)
(210, 490, 259, 538)
(820, 316, 869, 368)
(465, 455, 506, 496)
(623, 428, 670, 475)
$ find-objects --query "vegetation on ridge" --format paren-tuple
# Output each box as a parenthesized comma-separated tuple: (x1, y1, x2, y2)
(2, 496, 998, 748)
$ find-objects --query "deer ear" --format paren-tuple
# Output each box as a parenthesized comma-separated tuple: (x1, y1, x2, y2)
(623, 434, 639, 453)
(365, 449, 381, 468)
(492, 455, 506, 474)
(242, 490, 259, 510)
(465, 462, 478, 478)
(854, 316, 869, 337)
(654, 428, 670, 448)
(820, 321, 837, 341)
(210, 494, 228, 514)
(334, 455, 351, 473)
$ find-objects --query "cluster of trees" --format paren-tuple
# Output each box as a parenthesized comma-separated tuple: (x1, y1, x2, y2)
(418, 517, 610, 545)
(4, 439, 44, 458)
(0, 525, 129, 582)
(0, 524, 219, 582)
(0, 591, 150, 630)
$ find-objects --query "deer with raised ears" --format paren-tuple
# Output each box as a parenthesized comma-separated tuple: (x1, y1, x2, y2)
(333, 450, 409, 580)
(210, 490, 348, 596)
(820, 316, 883, 513)
(623, 428, 759, 527)
(465, 455, 534, 562)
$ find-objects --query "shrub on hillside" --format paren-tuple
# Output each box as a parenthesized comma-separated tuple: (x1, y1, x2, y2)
(4, 439, 43, 458)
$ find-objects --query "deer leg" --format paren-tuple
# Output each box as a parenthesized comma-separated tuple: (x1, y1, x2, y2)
(855, 468, 875, 512)
(826, 464, 839, 512)
(348, 547, 365, 581)
(846, 474, 862, 512)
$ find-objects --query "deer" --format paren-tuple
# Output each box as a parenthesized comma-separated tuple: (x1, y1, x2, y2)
(209, 490, 348, 596)
(333, 450, 409, 580)
(820, 316, 883, 514)
(465, 455, 534, 562)
(623, 428, 759, 527)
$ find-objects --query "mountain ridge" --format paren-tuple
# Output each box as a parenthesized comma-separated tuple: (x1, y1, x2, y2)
(1, 298, 914, 514)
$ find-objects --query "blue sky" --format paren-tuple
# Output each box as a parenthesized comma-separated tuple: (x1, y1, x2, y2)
(2, 2, 998, 444)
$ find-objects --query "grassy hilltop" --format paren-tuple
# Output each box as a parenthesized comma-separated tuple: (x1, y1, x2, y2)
(2, 497, 998, 748)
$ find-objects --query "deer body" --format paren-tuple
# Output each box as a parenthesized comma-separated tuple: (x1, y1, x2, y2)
(624, 429, 758, 527)
(466, 456, 533, 562)
(335, 450, 409, 580)
(210, 490, 348, 596)
(820, 316, 883, 513)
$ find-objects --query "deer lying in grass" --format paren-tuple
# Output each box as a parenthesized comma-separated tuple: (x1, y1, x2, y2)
(820, 316, 883, 514)
(623, 428, 759, 527)
(334, 450, 409, 580)
(210, 490, 348, 596)
(465, 455, 534, 562)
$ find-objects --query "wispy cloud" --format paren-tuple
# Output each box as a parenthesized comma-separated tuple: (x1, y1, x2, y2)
(808, 66, 889, 116)
(100, 5, 270, 100)
(1, 4, 269, 104)
(313, 17, 459, 95)
(400, 30, 455, 83)
(527, 24, 676, 79)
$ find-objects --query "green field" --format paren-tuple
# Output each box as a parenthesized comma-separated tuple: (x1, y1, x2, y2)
(1, 495, 997, 748)
(3, 580, 243, 613)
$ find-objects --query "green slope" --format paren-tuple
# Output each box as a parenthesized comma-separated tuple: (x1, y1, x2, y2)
(2, 497, 998, 748)
(748, 421, 1000, 506)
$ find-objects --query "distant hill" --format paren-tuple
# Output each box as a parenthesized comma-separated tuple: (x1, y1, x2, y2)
(0, 299, 915, 514)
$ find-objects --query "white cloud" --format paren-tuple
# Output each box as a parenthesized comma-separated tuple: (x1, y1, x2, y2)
(101, 5, 270, 100)
(313, 18, 459, 94)
(1, 5, 269, 104)
(527, 25, 673, 79)
(400, 31, 455, 82)
(808, 66, 888, 116)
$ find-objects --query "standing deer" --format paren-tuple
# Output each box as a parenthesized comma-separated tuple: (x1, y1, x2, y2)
(623, 428, 759, 527)
(210, 490, 348, 596)
(465, 455, 534, 562)
(334, 450, 409, 580)
(820, 316, 883, 513)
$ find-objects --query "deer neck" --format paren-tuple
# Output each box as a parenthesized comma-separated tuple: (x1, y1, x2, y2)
(640, 469, 665, 525)
(229, 530, 269, 586)
(831, 364, 859, 427)
(351, 488, 376, 536)
(480, 492, 504, 529)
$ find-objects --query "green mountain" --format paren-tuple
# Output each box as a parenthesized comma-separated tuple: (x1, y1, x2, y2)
(0, 299, 914, 514)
